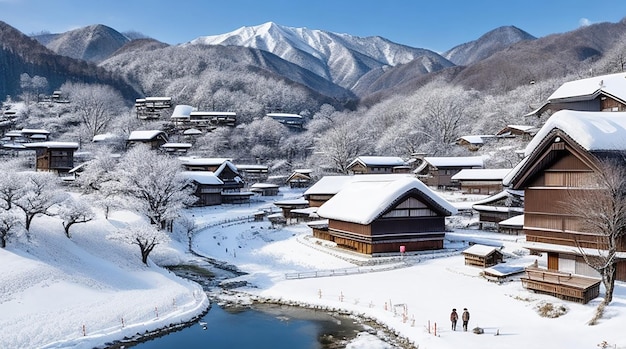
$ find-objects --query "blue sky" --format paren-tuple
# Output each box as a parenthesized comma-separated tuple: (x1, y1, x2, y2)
(2, 0, 626, 53)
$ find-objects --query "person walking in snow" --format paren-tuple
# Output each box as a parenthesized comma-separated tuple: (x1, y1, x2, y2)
(462, 308, 470, 331)
(450, 308, 458, 330)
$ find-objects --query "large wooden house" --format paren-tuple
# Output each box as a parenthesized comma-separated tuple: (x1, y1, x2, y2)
(526, 72, 626, 118)
(346, 156, 409, 175)
(24, 141, 79, 175)
(414, 156, 484, 189)
(313, 176, 457, 255)
(505, 110, 626, 281)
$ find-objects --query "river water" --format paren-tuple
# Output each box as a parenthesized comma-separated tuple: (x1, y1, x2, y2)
(125, 303, 368, 349)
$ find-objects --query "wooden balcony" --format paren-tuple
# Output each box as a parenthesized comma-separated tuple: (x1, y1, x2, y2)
(520, 267, 601, 304)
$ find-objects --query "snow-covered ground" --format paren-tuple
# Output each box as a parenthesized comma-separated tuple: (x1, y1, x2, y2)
(1, 187, 625, 349)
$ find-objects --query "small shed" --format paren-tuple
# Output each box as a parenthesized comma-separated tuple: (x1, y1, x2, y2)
(286, 169, 312, 188)
(250, 183, 280, 196)
(462, 244, 504, 268)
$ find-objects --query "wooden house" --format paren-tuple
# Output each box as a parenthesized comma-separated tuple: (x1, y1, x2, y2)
(471, 189, 524, 231)
(181, 171, 223, 206)
(236, 164, 269, 183)
(497, 214, 524, 235)
(267, 113, 304, 129)
(20, 128, 50, 142)
(160, 142, 192, 154)
(250, 183, 280, 196)
(462, 244, 504, 268)
(414, 156, 484, 189)
(451, 168, 511, 195)
(273, 198, 310, 224)
(505, 110, 626, 281)
(135, 97, 172, 119)
(189, 111, 236, 128)
(24, 141, 79, 175)
(346, 156, 409, 175)
(127, 130, 168, 149)
(313, 176, 457, 255)
(286, 169, 313, 188)
(495, 125, 537, 141)
(526, 72, 626, 118)
(455, 135, 494, 151)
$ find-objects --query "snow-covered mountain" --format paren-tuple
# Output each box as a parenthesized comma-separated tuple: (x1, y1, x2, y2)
(443, 26, 536, 66)
(187, 22, 454, 91)
(34, 24, 131, 63)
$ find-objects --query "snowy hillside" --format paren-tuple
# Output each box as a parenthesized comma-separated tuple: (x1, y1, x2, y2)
(188, 22, 453, 89)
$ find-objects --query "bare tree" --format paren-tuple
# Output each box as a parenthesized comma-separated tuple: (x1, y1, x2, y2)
(563, 159, 626, 324)
(108, 223, 169, 265)
(58, 197, 95, 238)
(316, 121, 365, 174)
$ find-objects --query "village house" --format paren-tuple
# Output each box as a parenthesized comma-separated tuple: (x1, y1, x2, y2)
(135, 96, 172, 119)
(23, 141, 79, 176)
(414, 156, 484, 189)
(525, 72, 626, 118)
(160, 142, 192, 154)
(181, 171, 223, 206)
(249, 183, 280, 196)
(236, 164, 269, 183)
(495, 125, 537, 141)
(312, 176, 457, 255)
(286, 168, 313, 188)
(170, 104, 195, 127)
(471, 189, 524, 232)
(455, 135, 494, 151)
(127, 130, 168, 149)
(189, 111, 237, 129)
(346, 156, 409, 175)
(505, 110, 626, 282)
(450, 168, 512, 195)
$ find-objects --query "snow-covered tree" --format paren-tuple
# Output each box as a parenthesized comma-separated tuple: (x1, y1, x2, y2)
(0, 210, 23, 248)
(61, 82, 127, 141)
(0, 170, 25, 210)
(113, 145, 196, 230)
(14, 172, 66, 231)
(58, 197, 95, 238)
(109, 223, 170, 265)
(315, 120, 365, 174)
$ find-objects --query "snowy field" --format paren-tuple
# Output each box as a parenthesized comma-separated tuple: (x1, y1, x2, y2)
(1, 187, 625, 349)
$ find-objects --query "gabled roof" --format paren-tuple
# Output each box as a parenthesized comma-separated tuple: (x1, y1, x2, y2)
(181, 171, 223, 185)
(505, 110, 626, 188)
(180, 157, 232, 166)
(415, 156, 484, 172)
(451, 168, 512, 181)
(347, 156, 406, 168)
(304, 174, 413, 196)
(548, 72, 626, 103)
(316, 177, 457, 225)
(128, 130, 167, 141)
(462, 244, 502, 257)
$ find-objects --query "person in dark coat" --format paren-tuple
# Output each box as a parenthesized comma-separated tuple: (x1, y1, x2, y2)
(450, 308, 458, 330)
(462, 308, 470, 331)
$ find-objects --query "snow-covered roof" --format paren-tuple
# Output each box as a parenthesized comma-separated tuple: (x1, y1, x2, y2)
(24, 141, 79, 149)
(180, 171, 223, 185)
(421, 156, 484, 169)
(180, 157, 232, 166)
(348, 156, 406, 168)
(144, 96, 172, 101)
(471, 189, 524, 206)
(161, 142, 192, 149)
(457, 135, 485, 144)
(92, 133, 117, 142)
(183, 128, 202, 135)
(250, 183, 279, 189)
(128, 130, 166, 141)
(20, 128, 50, 135)
(498, 214, 524, 227)
(548, 72, 626, 102)
(450, 168, 512, 181)
(190, 111, 236, 116)
(462, 244, 501, 257)
(171, 105, 194, 119)
(304, 174, 413, 196)
(214, 160, 240, 176)
(317, 176, 457, 225)
(266, 112, 302, 118)
(524, 110, 626, 156)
